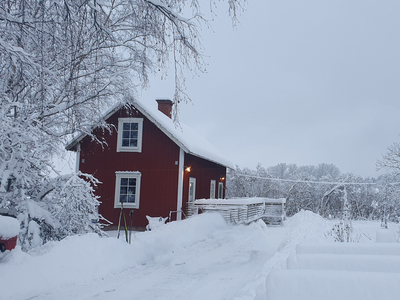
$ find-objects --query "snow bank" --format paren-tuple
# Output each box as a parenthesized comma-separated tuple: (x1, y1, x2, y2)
(278, 210, 331, 251)
(0, 215, 20, 238)
(287, 253, 400, 273)
(264, 213, 400, 300)
(0, 213, 229, 300)
(267, 219, 400, 300)
(249, 211, 331, 299)
(376, 229, 396, 242)
(266, 269, 400, 300)
(296, 242, 400, 255)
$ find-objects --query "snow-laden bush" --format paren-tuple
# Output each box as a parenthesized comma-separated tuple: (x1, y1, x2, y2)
(51, 173, 106, 239)
(2, 170, 106, 251)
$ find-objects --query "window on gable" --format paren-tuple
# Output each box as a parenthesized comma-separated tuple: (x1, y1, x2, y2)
(117, 118, 143, 152)
(114, 172, 141, 208)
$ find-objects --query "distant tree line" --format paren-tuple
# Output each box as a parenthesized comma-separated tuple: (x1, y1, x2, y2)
(226, 163, 400, 222)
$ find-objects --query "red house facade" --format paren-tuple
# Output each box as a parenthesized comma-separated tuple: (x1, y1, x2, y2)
(66, 99, 233, 229)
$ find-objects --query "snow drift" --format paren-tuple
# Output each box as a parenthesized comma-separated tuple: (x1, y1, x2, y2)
(266, 269, 400, 300)
(296, 242, 400, 255)
(287, 253, 400, 273)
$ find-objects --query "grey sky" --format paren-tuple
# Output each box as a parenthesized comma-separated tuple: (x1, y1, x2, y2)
(141, 0, 400, 178)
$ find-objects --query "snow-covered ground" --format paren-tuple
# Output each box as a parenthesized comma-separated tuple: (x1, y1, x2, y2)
(0, 211, 399, 300)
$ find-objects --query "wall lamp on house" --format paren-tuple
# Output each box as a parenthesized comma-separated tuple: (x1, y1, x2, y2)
(220, 177, 225, 181)
(185, 166, 191, 172)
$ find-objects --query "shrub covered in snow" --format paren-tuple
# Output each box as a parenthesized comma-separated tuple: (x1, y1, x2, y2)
(1, 171, 106, 251)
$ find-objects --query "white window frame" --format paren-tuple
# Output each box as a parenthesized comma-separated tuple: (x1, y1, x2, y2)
(117, 118, 143, 152)
(114, 172, 141, 209)
(218, 182, 224, 199)
(188, 177, 196, 202)
(210, 180, 216, 199)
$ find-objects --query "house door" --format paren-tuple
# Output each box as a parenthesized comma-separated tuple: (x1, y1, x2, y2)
(189, 177, 196, 202)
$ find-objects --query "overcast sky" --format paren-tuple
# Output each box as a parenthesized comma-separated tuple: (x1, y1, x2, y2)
(139, 0, 400, 178)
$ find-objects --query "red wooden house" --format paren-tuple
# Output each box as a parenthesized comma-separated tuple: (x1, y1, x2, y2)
(66, 99, 234, 229)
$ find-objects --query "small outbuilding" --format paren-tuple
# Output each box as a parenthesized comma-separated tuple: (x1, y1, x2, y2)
(66, 99, 234, 229)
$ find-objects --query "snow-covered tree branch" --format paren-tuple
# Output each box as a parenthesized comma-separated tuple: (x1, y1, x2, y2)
(0, 0, 245, 250)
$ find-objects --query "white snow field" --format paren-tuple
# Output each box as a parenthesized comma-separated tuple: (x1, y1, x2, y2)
(0, 211, 399, 300)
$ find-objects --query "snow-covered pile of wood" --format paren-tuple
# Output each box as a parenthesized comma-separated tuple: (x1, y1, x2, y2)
(188, 197, 286, 225)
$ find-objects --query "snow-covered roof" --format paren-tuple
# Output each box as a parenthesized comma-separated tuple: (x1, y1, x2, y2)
(66, 99, 234, 169)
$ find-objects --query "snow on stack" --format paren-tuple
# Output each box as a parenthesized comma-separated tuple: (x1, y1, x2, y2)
(189, 197, 286, 225)
(266, 239, 400, 300)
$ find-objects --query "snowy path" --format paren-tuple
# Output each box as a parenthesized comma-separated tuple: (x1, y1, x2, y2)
(33, 224, 285, 300)
(2, 214, 291, 300)
(5, 211, 368, 300)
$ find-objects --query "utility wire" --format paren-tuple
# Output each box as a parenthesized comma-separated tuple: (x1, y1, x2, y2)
(232, 174, 400, 186)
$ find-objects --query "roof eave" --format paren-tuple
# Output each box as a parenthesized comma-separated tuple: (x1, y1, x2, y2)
(186, 152, 234, 169)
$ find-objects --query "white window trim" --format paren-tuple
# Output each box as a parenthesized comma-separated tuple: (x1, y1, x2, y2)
(189, 177, 196, 202)
(117, 118, 143, 152)
(218, 182, 224, 199)
(210, 180, 216, 199)
(176, 148, 185, 221)
(114, 172, 141, 209)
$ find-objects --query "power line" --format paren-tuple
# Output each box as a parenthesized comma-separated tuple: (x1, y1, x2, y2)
(232, 174, 400, 186)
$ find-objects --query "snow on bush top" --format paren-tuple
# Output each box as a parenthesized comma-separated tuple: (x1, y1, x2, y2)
(0, 215, 20, 239)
